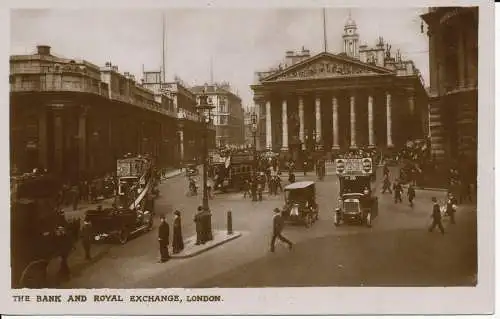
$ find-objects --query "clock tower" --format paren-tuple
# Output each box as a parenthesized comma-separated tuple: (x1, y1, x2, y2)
(342, 13, 359, 59)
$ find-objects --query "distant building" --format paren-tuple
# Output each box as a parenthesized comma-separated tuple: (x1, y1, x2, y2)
(191, 83, 245, 148)
(142, 71, 216, 163)
(420, 7, 478, 168)
(9, 45, 209, 178)
(251, 15, 428, 162)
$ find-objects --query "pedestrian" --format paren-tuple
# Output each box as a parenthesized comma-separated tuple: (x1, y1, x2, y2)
(383, 164, 389, 177)
(270, 208, 293, 252)
(446, 192, 458, 224)
(194, 206, 205, 244)
(276, 175, 283, 194)
(81, 217, 93, 260)
(56, 226, 72, 281)
(393, 180, 403, 203)
(303, 160, 308, 176)
(407, 183, 416, 208)
(243, 179, 250, 199)
(428, 197, 445, 235)
(172, 210, 184, 254)
(289, 172, 296, 184)
(251, 177, 257, 201)
(158, 215, 170, 262)
(257, 181, 263, 201)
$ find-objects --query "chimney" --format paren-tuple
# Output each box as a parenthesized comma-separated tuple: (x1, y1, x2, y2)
(36, 45, 51, 55)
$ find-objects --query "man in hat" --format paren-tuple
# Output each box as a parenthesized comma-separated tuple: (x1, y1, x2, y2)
(81, 217, 93, 261)
(429, 197, 445, 234)
(158, 215, 170, 262)
(446, 192, 458, 224)
(194, 206, 205, 244)
(270, 208, 293, 252)
(407, 183, 416, 208)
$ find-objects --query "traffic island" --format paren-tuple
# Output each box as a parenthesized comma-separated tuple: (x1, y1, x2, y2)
(171, 230, 242, 259)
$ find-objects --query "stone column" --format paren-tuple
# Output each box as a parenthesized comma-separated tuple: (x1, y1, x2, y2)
(298, 95, 305, 150)
(408, 90, 416, 140)
(178, 130, 185, 163)
(77, 106, 89, 174)
(457, 26, 466, 88)
(53, 108, 64, 175)
(386, 92, 393, 147)
(367, 94, 375, 147)
(281, 99, 288, 150)
(37, 108, 48, 170)
(315, 97, 322, 143)
(265, 100, 272, 150)
(332, 95, 339, 150)
(349, 94, 356, 147)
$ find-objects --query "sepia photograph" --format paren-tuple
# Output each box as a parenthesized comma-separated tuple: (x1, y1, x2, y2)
(3, 0, 495, 315)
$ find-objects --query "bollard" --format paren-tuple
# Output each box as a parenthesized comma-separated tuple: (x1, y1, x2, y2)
(227, 211, 233, 235)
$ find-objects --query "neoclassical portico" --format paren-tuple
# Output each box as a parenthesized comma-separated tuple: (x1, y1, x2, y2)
(252, 52, 428, 160)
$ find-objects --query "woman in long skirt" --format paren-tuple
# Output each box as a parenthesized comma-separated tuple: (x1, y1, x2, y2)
(172, 210, 184, 254)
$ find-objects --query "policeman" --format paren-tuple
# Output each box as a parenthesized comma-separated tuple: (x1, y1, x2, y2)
(429, 197, 445, 234)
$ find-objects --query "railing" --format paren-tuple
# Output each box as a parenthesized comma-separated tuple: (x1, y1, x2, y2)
(11, 81, 178, 118)
(10, 82, 103, 96)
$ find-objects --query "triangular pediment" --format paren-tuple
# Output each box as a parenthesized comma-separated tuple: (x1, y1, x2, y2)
(262, 52, 394, 82)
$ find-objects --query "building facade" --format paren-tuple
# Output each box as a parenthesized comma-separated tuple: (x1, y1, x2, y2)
(192, 83, 245, 148)
(420, 7, 478, 168)
(142, 73, 216, 164)
(10, 45, 214, 181)
(251, 16, 428, 162)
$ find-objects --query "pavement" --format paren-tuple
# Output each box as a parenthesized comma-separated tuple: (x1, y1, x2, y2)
(54, 165, 477, 288)
(45, 167, 185, 286)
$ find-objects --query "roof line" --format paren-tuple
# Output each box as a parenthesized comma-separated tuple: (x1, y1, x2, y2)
(261, 51, 393, 82)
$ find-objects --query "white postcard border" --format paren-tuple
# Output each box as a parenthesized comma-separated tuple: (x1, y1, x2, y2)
(0, 0, 495, 315)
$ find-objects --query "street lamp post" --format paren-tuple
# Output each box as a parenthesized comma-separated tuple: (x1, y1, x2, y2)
(196, 88, 214, 241)
(251, 112, 258, 173)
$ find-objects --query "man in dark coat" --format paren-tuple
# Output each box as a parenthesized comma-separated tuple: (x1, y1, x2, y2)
(172, 210, 184, 254)
(407, 184, 416, 208)
(446, 193, 458, 224)
(270, 208, 293, 252)
(194, 206, 204, 244)
(81, 218, 93, 260)
(393, 180, 403, 203)
(429, 197, 445, 234)
(158, 216, 170, 262)
(56, 226, 72, 281)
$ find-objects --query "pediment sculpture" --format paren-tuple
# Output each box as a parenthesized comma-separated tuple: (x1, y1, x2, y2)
(272, 58, 379, 81)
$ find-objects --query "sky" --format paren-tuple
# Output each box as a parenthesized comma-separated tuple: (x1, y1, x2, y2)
(10, 7, 429, 108)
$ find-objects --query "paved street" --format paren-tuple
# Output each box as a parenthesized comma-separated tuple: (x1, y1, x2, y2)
(58, 167, 477, 288)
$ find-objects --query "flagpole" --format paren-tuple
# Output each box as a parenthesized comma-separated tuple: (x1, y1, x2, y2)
(162, 12, 166, 83)
(323, 8, 328, 52)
